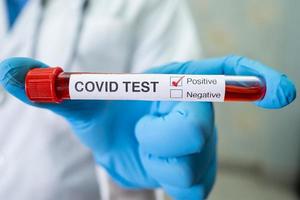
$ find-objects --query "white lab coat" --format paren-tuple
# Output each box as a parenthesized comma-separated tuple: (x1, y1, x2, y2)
(0, 0, 201, 199)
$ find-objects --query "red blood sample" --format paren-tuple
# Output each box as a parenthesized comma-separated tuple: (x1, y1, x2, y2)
(25, 67, 266, 103)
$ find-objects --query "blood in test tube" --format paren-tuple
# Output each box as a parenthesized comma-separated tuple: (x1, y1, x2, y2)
(25, 67, 266, 103)
(224, 76, 265, 101)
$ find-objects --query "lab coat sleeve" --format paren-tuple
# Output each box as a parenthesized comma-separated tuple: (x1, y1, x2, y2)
(130, 0, 203, 73)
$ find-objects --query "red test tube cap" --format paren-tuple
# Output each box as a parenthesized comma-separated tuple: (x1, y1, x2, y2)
(25, 67, 64, 103)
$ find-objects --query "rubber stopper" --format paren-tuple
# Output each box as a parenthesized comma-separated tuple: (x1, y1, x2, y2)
(25, 67, 64, 103)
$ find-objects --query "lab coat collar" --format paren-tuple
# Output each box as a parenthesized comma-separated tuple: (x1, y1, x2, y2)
(34, 0, 87, 68)
(0, 0, 41, 59)
(0, 0, 85, 60)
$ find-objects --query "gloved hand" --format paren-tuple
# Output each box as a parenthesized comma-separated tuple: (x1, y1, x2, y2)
(0, 55, 296, 200)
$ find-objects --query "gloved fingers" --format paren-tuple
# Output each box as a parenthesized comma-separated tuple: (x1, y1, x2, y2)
(148, 55, 296, 109)
(141, 153, 215, 199)
(0, 57, 48, 105)
(162, 156, 216, 200)
(0, 57, 75, 109)
(163, 184, 205, 200)
(201, 154, 217, 199)
(140, 128, 216, 187)
(254, 74, 296, 109)
(223, 56, 296, 109)
(0, 57, 106, 118)
(135, 102, 214, 157)
(142, 154, 199, 189)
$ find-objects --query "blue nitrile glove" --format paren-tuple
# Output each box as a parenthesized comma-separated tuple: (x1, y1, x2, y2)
(0, 56, 296, 200)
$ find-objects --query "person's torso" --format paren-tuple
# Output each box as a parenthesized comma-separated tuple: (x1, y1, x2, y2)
(0, 0, 146, 199)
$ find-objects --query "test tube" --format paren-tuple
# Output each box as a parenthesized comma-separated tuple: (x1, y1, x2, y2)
(25, 67, 266, 103)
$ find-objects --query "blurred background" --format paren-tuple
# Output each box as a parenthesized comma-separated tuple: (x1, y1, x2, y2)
(0, 1, 298, 200)
(187, 0, 300, 199)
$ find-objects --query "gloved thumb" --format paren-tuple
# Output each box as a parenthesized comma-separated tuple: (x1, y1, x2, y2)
(0, 57, 111, 154)
(147, 55, 296, 109)
(0, 57, 105, 116)
(0, 57, 48, 106)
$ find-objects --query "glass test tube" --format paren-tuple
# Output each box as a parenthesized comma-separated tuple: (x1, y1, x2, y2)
(25, 67, 266, 103)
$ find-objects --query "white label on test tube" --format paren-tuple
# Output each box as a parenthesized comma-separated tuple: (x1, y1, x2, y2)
(69, 74, 225, 102)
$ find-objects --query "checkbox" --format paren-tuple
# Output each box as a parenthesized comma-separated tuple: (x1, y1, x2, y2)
(170, 89, 183, 98)
(170, 76, 184, 87)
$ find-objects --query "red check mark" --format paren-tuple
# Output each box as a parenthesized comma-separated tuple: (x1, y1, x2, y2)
(172, 76, 185, 87)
